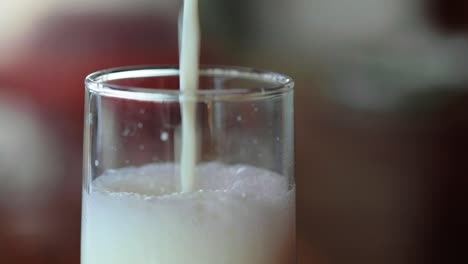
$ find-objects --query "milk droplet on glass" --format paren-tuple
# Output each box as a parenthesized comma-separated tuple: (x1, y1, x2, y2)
(121, 128, 130, 137)
(160, 131, 169, 142)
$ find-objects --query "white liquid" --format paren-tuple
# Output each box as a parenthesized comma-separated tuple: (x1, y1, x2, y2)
(81, 163, 295, 264)
(179, 0, 200, 192)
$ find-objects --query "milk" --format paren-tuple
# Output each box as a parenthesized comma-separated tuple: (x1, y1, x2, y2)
(81, 162, 295, 264)
(179, 0, 200, 192)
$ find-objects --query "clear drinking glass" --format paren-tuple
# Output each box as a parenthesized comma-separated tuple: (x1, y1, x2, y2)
(82, 66, 295, 264)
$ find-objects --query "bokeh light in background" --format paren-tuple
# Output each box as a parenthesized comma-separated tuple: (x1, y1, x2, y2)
(0, 0, 466, 264)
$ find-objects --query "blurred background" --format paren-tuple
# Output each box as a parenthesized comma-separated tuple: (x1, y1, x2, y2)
(0, 0, 467, 263)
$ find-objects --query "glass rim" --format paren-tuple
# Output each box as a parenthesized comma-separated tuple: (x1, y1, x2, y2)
(85, 65, 294, 101)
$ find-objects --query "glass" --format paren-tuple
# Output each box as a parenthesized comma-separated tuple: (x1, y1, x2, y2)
(81, 66, 295, 264)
